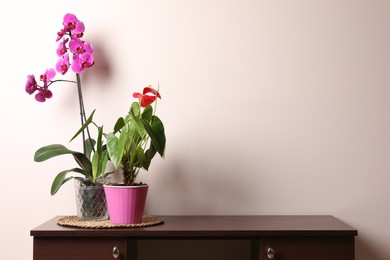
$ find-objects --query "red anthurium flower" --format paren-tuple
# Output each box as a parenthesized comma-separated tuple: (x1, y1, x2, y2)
(143, 86, 161, 98)
(133, 86, 161, 107)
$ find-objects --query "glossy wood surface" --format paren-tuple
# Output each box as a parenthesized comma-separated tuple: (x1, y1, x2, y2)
(31, 215, 357, 238)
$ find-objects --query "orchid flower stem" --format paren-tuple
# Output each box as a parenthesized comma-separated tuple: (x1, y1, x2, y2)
(51, 79, 77, 84)
(76, 73, 95, 155)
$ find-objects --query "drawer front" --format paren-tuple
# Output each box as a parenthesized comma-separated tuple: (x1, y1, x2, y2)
(259, 236, 355, 260)
(33, 237, 132, 260)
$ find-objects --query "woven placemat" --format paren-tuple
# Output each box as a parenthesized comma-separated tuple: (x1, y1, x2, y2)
(57, 215, 164, 229)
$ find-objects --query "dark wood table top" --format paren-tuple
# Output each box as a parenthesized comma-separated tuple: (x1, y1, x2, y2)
(31, 215, 357, 238)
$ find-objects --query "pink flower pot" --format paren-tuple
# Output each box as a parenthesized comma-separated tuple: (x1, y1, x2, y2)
(104, 184, 148, 224)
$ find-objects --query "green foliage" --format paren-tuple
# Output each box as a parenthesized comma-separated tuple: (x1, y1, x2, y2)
(107, 101, 166, 186)
(34, 144, 79, 162)
(106, 130, 126, 169)
(34, 90, 166, 192)
(51, 168, 87, 195)
(69, 109, 96, 142)
(34, 110, 109, 195)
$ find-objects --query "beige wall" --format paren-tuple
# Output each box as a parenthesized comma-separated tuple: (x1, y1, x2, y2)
(1, 0, 389, 259)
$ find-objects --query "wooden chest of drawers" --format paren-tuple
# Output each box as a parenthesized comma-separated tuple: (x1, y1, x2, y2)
(31, 215, 357, 260)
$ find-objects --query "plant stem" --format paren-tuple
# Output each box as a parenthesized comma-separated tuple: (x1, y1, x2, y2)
(50, 79, 77, 84)
(76, 73, 95, 155)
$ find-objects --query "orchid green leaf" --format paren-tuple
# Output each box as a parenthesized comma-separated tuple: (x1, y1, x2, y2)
(69, 109, 96, 142)
(97, 126, 103, 155)
(50, 168, 86, 195)
(85, 138, 96, 160)
(34, 144, 78, 162)
(72, 153, 92, 176)
(91, 151, 99, 182)
(100, 151, 109, 178)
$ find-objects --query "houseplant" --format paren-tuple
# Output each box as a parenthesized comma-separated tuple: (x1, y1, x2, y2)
(25, 13, 109, 220)
(104, 86, 166, 224)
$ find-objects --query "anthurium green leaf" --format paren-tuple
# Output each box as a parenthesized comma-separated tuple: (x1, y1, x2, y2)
(107, 133, 119, 167)
(129, 102, 140, 117)
(133, 146, 145, 167)
(151, 115, 166, 157)
(118, 128, 127, 158)
(50, 168, 85, 195)
(130, 116, 146, 138)
(69, 109, 96, 142)
(34, 144, 77, 162)
(107, 129, 126, 169)
(113, 117, 125, 133)
(141, 105, 153, 123)
(85, 138, 96, 160)
(143, 145, 157, 170)
(141, 115, 165, 157)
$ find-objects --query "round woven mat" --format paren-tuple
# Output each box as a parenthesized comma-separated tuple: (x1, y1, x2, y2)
(57, 215, 164, 229)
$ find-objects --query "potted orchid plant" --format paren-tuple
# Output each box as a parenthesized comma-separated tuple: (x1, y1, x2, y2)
(25, 13, 109, 220)
(104, 85, 166, 224)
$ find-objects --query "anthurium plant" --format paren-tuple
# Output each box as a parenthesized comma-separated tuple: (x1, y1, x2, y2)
(107, 86, 166, 186)
(25, 13, 107, 195)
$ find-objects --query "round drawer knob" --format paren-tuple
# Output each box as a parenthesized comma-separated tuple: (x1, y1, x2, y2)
(267, 247, 275, 259)
(112, 246, 120, 258)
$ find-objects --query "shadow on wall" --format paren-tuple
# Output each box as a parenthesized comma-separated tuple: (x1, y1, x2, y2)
(81, 39, 113, 87)
(356, 236, 387, 260)
(57, 38, 113, 110)
(146, 151, 262, 215)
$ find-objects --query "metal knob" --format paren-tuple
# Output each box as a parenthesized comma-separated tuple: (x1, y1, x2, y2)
(112, 246, 120, 258)
(267, 247, 275, 259)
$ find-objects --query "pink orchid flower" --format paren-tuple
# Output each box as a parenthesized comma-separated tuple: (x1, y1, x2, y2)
(56, 53, 70, 75)
(26, 13, 94, 103)
(40, 68, 56, 85)
(69, 39, 94, 55)
(25, 68, 56, 102)
(35, 88, 53, 102)
(56, 38, 69, 56)
(63, 13, 85, 35)
(56, 29, 65, 42)
(71, 53, 94, 73)
(133, 86, 161, 107)
(25, 75, 37, 94)
(37, 68, 56, 102)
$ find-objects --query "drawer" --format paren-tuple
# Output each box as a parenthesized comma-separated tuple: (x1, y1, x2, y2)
(258, 236, 355, 260)
(33, 237, 133, 260)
